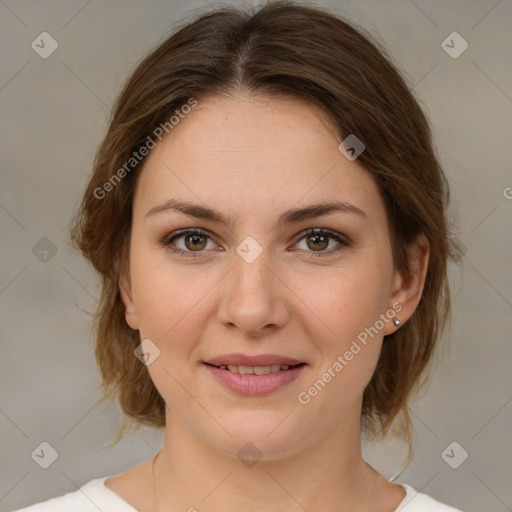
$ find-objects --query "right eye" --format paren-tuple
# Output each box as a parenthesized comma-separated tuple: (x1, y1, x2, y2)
(161, 228, 219, 257)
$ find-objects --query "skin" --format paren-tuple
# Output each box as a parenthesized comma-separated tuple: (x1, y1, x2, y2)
(109, 92, 430, 512)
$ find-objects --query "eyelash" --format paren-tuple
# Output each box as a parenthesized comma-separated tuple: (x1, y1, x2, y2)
(160, 228, 350, 259)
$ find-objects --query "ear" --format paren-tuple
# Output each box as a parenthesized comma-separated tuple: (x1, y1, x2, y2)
(119, 268, 139, 331)
(383, 233, 430, 335)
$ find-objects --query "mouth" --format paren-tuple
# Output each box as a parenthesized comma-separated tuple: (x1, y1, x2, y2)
(202, 357, 307, 395)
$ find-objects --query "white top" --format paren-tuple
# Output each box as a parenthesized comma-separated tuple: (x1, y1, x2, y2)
(11, 476, 465, 511)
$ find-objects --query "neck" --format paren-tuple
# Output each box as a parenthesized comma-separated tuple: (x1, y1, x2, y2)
(152, 408, 380, 512)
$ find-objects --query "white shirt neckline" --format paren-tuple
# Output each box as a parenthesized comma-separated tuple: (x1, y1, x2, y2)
(86, 476, 419, 511)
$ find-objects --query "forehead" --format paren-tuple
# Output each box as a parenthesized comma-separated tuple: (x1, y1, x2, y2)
(133, 93, 387, 231)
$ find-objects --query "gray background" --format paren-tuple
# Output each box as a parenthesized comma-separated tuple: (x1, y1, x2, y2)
(1, 0, 511, 511)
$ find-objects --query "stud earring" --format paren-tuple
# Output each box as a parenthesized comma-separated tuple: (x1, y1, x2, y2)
(393, 318, 401, 326)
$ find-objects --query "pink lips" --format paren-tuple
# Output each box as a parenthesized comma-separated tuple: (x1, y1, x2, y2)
(203, 353, 306, 396)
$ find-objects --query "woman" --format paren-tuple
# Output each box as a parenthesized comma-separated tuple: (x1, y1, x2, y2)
(14, 2, 465, 511)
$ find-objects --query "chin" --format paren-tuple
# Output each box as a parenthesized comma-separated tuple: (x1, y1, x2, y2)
(204, 409, 307, 461)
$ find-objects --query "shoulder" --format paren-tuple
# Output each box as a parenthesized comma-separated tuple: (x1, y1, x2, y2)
(395, 482, 466, 511)
(10, 476, 137, 512)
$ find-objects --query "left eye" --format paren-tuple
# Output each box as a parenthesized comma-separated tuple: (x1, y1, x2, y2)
(161, 228, 349, 258)
(294, 228, 348, 256)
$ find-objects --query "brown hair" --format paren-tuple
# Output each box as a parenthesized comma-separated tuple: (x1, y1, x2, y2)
(71, 1, 463, 462)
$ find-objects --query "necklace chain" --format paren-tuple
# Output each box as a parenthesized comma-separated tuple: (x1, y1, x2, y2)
(152, 449, 161, 512)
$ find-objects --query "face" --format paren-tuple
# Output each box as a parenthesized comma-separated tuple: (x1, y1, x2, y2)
(120, 92, 415, 460)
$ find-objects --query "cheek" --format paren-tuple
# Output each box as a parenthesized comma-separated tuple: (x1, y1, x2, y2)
(294, 262, 389, 392)
(129, 257, 213, 410)
(129, 250, 218, 348)
(296, 262, 390, 342)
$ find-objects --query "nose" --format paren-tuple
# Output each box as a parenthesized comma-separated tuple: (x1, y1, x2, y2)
(216, 248, 291, 338)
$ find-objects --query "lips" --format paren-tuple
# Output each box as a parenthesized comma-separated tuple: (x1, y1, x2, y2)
(204, 363, 306, 395)
(202, 353, 307, 395)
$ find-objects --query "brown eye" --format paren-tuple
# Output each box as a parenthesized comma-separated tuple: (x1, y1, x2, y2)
(295, 228, 349, 257)
(184, 232, 208, 251)
(162, 228, 216, 257)
(306, 232, 329, 251)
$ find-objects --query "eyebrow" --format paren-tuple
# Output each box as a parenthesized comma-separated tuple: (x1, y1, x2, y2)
(145, 198, 367, 228)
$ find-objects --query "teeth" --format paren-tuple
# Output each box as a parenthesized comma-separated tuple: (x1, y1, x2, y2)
(221, 364, 294, 374)
(254, 366, 271, 375)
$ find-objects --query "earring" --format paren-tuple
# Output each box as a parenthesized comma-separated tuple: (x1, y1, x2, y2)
(393, 318, 401, 326)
